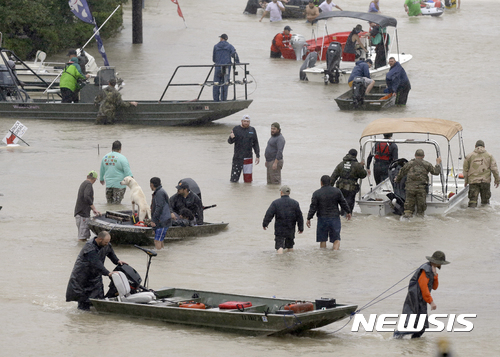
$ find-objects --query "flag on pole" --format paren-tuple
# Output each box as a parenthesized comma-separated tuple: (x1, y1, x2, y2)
(68, 0, 110, 66)
(171, 0, 185, 20)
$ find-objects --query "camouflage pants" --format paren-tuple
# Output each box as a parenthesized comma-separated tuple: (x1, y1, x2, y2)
(468, 182, 491, 207)
(106, 187, 126, 204)
(404, 188, 427, 217)
(95, 113, 115, 125)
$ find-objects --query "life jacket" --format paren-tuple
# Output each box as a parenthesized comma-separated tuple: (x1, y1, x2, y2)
(375, 142, 391, 161)
(271, 33, 291, 53)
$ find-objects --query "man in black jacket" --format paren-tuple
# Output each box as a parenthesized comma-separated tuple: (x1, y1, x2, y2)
(263, 185, 304, 254)
(307, 175, 351, 250)
(150, 177, 171, 250)
(74, 170, 101, 242)
(228, 114, 260, 182)
(169, 180, 204, 225)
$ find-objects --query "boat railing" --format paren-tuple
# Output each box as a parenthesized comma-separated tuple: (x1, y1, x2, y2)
(158, 63, 251, 102)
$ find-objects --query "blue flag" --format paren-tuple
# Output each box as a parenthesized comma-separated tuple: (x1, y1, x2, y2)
(68, 0, 110, 66)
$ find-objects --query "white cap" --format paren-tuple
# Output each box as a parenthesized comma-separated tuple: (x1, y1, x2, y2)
(242, 114, 250, 120)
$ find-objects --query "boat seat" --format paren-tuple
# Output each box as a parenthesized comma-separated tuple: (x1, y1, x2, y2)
(112, 271, 155, 304)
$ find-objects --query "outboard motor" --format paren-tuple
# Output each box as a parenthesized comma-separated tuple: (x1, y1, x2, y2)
(291, 34, 307, 61)
(324, 42, 342, 84)
(299, 51, 318, 81)
(387, 158, 408, 215)
(351, 77, 366, 108)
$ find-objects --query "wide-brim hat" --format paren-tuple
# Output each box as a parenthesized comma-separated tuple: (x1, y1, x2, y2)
(426, 251, 450, 265)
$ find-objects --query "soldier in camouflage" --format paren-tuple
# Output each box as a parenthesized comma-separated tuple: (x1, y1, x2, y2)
(94, 78, 137, 125)
(395, 149, 441, 218)
(463, 140, 499, 207)
(331, 149, 367, 215)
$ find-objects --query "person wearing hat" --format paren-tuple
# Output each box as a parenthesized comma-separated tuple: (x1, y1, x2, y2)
(264, 122, 286, 184)
(169, 180, 204, 225)
(463, 140, 500, 207)
(94, 78, 138, 124)
(384, 57, 411, 105)
(395, 149, 441, 218)
(263, 185, 304, 254)
(60, 49, 90, 103)
(260, 0, 285, 22)
(74, 170, 101, 242)
(394, 251, 450, 339)
(347, 59, 375, 94)
(212, 33, 240, 101)
(305, 1, 320, 24)
(318, 0, 343, 12)
(307, 175, 351, 250)
(330, 149, 367, 215)
(270, 26, 293, 58)
(149, 177, 171, 250)
(343, 24, 368, 59)
(367, 133, 399, 185)
(228, 115, 260, 183)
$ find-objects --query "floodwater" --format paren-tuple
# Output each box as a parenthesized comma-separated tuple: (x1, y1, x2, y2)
(1, 0, 500, 355)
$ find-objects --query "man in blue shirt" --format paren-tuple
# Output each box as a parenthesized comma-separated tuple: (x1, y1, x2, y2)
(348, 59, 375, 95)
(213, 34, 240, 101)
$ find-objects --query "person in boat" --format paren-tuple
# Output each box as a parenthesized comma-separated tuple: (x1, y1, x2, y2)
(60, 50, 90, 103)
(330, 149, 367, 216)
(259, 0, 286, 22)
(367, 133, 399, 185)
(384, 57, 411, 105)
(463, 140, 500, 207)
(368, 0, 380, 12)
(169, 180, 204, 225)
(94, 78, 138, 125)
(306, 175, 351, 250)
(173, 207, 196, 227)
(99, 140, 133, 204)
(149, 177, 172, 250)
(263, 185, 304, 254)
(343, 25, 368, 60)
(404, 0, 426, 16)
(228, 114, 260, 183)
(270, 26, 293, 58)
(367, 22, 389, 69)
(444, 0, 460, 9)
(212, 34, 240, 102)
(318, 0, 343, 12)
(395, 149, 442, 218)
(265, 122, 286, 184)
(305, 0, 320, 23)
(394, 251, 450, 339)
(74, 170, 101, 242)
(347, 59, 375, 94)
(66, 231, 126, 311)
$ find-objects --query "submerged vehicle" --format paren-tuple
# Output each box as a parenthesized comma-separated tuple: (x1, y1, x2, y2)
(91, 245, 357, 336)
(334, 80, 395, 110)
(357, 118, 468, 216)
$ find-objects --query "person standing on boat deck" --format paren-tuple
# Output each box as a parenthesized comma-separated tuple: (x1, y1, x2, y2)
(212, 34, 240, 102)
(366, 22, 390, 69)
(228, 114, 260, 183)
(169, 180, 204, 225)
(384, 57, 411, 105)
(263, 185, 304, 254)
(318, 0, 343, 12)
(367, 133, 399, 185)
(264, 122, 286, 184)
(404, 0, 425, 16)
(60, 50, 89, 103)
(149, 177, 171, 250)
(348, 59, 375, 94)
(66, 231, 126, 311)
(270, 26, 293, 58)
(305, 1, 320, 24)
(344, 25, 368, 60)
(330, 149, 367, 215)
(307, 175, 351, 250)
(395, 149, 441, 218)
(393, 251, 450, 339)
(259, 0, 286, 22)
(99, 140, 133, 204)
(463, 140, 500, 207)
(74, 170, 101, 242)
(94, 78, 138, 125)
(368, 0, 380, 12)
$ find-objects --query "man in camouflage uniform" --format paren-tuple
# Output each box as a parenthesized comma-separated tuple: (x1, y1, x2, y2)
(331, 149, 367, 215)
(94, 78, 137, 124)
(463, 140, 499, 207)
(395, 149, 441, 218)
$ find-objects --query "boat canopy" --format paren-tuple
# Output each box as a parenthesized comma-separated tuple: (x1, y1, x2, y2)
(315, 11, 397, 28)
(360, 118, 463, 142)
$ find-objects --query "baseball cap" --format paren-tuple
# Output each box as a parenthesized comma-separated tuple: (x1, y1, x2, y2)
(89, 170, 98, 179)
(176, 180, 190, 190)
(475, 140, 485, 147)
(67, 49, 77, 56)
(242, 114, 250, 120)
(280, 185, 291, 194)
(219, 34, 228, 40)
(284, 26, 292, 31)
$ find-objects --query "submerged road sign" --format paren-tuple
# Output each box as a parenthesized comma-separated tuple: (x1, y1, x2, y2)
(2, 121, 28, 146)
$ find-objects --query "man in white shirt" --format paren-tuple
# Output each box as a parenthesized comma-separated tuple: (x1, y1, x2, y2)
(260, 0, 286, 22)
(319, 0, 343, 12)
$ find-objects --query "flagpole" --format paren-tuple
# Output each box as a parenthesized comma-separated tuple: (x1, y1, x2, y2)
(42, 5, 121, 94)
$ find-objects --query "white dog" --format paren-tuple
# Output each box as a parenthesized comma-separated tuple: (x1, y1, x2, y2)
(120, 176, 151, 222)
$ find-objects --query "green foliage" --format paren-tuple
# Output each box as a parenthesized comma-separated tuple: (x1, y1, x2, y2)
(0, 0, 126, 59)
